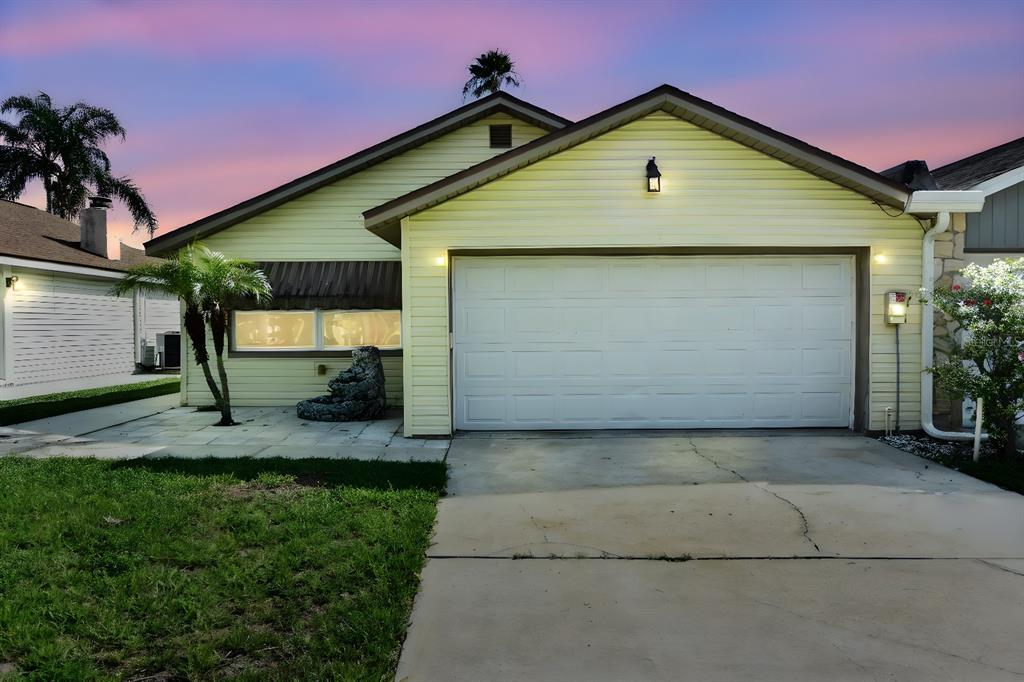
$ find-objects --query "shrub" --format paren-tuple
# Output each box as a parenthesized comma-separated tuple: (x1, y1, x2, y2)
(926, 258, 1024, 458)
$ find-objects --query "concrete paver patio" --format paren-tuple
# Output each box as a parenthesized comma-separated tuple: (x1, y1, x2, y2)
(1, 397, 448, 461)
(398, 433, 1024, 682)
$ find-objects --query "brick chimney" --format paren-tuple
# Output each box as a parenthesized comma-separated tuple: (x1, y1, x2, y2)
(80, 196, 112, 258)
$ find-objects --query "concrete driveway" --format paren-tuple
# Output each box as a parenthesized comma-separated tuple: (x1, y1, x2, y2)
(397, 433, 1024, 681)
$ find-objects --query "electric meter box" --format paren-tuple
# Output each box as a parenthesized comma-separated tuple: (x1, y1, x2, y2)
(885, 291, 909, 325)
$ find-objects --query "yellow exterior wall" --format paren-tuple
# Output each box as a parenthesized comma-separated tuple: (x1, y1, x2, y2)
(200, 113, 548, 261)
(402, 110, 924, 434)
(184, 113, 549, 406)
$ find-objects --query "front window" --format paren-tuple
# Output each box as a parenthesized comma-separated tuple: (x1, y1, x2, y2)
(323, 310, 401, 349)
(232, 309, 400, 351)
(234, 311, 316, 349)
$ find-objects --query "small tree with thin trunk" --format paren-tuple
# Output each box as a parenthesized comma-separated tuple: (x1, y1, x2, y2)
(112, 245, 271, 425)
(925, 258, 1024, 458)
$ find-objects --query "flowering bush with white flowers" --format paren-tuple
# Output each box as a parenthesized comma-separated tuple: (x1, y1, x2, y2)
(924, 258, 1024, 457)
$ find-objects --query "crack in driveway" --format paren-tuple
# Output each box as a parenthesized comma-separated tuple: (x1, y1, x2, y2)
(687, 437, 822, 553)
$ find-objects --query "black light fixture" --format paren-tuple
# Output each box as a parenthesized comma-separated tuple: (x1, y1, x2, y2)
(5, 275, 18, 289)
(646, 157, 661, 192)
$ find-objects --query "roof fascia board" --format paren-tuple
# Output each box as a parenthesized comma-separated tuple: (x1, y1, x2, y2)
(147, 95, 568, 255)
(905, 190, 985, 214)
(659, 95, 909, 206)
(972, 166, 1024, 197)
(0, 255, 125, 279)
(364, 89, 911, 236)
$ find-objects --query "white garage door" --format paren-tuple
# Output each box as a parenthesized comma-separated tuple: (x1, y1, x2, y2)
(453, 256, 854, 430)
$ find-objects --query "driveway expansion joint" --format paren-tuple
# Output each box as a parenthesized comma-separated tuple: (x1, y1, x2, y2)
(977, 559, 1024, 578)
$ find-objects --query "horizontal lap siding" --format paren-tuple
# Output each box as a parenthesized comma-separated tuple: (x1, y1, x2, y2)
(8, 269, 135, 386)
(404, 111, 923, 434)
(183, 331, 403, 407)
(200, 114, 549, 261)
(184, 114, 547, 405)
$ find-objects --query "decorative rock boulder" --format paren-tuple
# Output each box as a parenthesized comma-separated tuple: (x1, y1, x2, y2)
(296, 346, 387, 422)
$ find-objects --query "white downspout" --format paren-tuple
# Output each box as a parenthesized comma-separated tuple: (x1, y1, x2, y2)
(920, 211, 985, 441)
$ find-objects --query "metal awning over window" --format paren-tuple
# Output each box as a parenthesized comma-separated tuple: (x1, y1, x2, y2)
(233, 261, 401, 310)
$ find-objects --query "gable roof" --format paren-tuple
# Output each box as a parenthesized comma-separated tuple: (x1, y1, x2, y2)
(145, 92, 570, 255)
(0, 200, 162, 273)
(364, 84, 912, 246)
(931, 136, 1024, 192)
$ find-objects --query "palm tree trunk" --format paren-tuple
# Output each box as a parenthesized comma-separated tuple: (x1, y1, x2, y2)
(213, 351, 233, 426)
(184, 306, 224, 413)
(198, 359, 225, 410)
(209, 306, 235, 426)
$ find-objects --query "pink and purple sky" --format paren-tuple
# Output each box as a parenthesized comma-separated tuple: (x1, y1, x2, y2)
(1, 0, 1022, 249)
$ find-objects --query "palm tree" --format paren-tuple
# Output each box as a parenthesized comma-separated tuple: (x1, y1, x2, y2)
(462, 50, 521, 100)
(0, 92, 157, 235)
(194, 248, 272, 426)
(112, 246, 271, 426)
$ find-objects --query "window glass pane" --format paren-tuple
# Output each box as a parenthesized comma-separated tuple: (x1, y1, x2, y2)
(323, 310, 401, 349)
(234, 311, 316, 349)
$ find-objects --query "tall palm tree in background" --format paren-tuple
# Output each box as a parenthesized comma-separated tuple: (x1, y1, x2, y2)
(112, 246, 271, 426)
(0, 92, 157, 235)
(462, 50, 521, 100)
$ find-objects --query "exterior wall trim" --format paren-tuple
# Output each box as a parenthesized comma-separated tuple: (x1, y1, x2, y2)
(0, 255, 125, 279)
(973, 166, 1024, 197)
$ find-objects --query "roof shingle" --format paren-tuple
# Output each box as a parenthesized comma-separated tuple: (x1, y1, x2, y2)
(0, 200, 162, 273)
(931, 136, 1024, 190)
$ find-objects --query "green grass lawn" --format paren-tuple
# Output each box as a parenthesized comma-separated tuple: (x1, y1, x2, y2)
(0, 377, 181, 426)
(0, 457, 446, 680)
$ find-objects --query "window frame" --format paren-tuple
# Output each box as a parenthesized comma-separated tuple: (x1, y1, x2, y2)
(232, 310, 318, 352)
(229, 308, 402, 357)
(321, 309, 402, 351)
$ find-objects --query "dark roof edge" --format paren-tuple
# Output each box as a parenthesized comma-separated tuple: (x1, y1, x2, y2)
(363, 84, 911, 242)
(145, 92, 570, 255)
(0, 252, 133, 275)
(931, 135, 1024, 181)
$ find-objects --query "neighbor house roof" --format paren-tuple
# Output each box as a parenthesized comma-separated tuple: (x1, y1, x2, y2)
(145, 92, 571, 255)
(931, 136, 1024, 192)
(363, 84, 913, 246)
(0, 200, 161, 273)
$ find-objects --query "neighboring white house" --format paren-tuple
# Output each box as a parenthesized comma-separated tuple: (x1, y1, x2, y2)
(0, 198, 180, 399)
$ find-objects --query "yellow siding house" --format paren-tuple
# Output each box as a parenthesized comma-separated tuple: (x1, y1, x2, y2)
(148, 85, 985, 437)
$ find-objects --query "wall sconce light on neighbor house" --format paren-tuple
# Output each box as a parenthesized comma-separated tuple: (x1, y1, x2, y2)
(5, 275, 19, 290)
(434, 256, 446, 266)
(646, 157, 661, 193)
(885, 290, 909, 325)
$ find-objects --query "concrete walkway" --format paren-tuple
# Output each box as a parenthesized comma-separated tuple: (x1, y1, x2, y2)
(397, 433, 1024, 681)
(1, 397, 448, 461)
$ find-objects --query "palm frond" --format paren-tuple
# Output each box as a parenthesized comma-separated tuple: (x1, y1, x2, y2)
(100, 174, 158, 235)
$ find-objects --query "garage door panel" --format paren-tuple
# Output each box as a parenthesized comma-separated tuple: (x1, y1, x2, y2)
(453, 256, 853, 430)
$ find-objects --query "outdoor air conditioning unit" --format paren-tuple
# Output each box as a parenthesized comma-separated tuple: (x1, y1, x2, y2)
(157, 331, 181, 369)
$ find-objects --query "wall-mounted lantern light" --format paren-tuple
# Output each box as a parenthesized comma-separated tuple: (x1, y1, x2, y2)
(5, 275, 19, 289)
(646, 157, 661, 193)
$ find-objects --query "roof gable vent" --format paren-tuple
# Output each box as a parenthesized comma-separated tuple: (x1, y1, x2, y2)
(489, 124, 512, 149)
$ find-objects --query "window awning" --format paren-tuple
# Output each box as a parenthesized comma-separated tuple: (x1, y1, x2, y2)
(233, 261, 401, 310)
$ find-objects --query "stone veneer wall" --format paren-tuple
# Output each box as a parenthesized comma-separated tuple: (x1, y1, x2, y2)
(931, 213, 967, 429)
